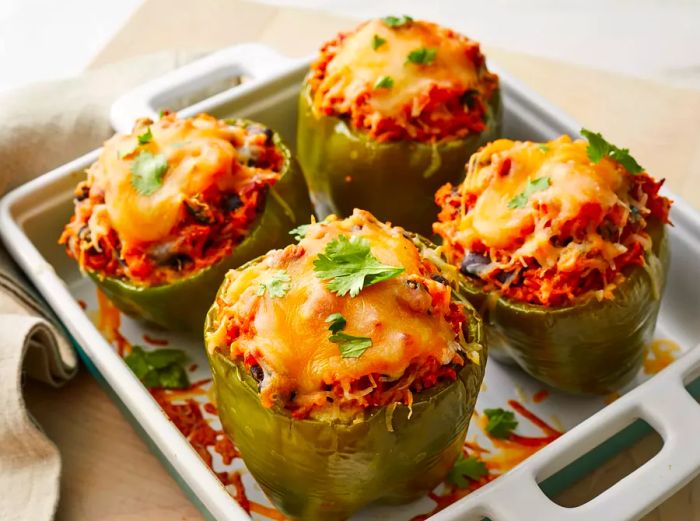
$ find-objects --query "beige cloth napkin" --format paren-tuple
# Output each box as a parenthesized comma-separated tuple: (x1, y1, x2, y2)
(0, 50, 199, 521)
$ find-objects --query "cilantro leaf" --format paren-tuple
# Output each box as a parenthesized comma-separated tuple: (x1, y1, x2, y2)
(131, 151, 169, 196)
(381, 15, 413, 27)
(325, 313, 347, 334)
(137, 127, 153, 145)
(313, 235, 404, 297)
(580, 128, 643, 174)
(508, 176, 551, 209)
(374, 76, 394, 90)
(537, 143, 549, 153)
(330, 332, 372, 358)
(372, 34, 387, 50)
(256, 270, 291, 298)
(289, 224, 311, 241)
(447, 454, 488, 488)
(484, 408, 518, 438)
(124, 346, 190, 389)
(406, 47, 436, 65)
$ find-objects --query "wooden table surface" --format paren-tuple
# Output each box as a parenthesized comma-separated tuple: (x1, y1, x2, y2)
(24, 1, 700, 519)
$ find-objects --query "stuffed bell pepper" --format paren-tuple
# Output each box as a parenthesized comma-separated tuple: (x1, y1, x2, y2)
(297, 16, 502, 236)
(204, 209, 486, 520)
(60, 113, 313, 334)
(434, 132, 671, 394)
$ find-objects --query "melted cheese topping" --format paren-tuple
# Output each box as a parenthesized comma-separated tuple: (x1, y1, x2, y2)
(452, 136, 627, 268)
(90, 114, 261, 244)
(316, 19, 480, 119)
(207, 210, 474, 412)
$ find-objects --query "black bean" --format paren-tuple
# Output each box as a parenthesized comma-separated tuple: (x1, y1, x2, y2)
(165, 253, 192, 271)
(460, 251, 491, 276)
(289, 390, 297, 402)
(326, 396, 334, 403)
(431, 274, 447, 285)
(250, 364, 264, 383)
(406, 279, 419, 290)
(262, 128, 274, 145)
(460, 89, 478, 109)
(222, 194, 242, 212)
(74, 184, 90, 202)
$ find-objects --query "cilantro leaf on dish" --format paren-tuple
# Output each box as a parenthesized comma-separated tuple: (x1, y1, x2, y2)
(329, 332, 372, 358)
(381, 15, 413, 28)
(325, 313, 347, 334)
(372, 34, 387, 50)
(508, 176, 551, 209)
(130, 151, 169, 196)
(137, 127, 153, 145)
(447, 454, 488, 488)
(406, 47, 436, 65)
(256, 270, 291, 298)
(289, 224, 311, 241)
(581, 128, 643, 174)
(484, 407, 518, 438)
(313, 235, 404, 297)
(124, 346, 190, 389)
(374, 76, 394, 90)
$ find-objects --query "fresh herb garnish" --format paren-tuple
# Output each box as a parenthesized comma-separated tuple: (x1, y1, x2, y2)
(124, 346, 190, 389)
(158, 109, 167, 119)
(325, 313, 347, 334)
(581, 128, 643, 174)
(372, 34, 387, 50)
(484, 408, 518, 438)
(256, 270, 291, 298)
(330, 332, 373, 358)
(447, 454, 488, 487)
(289, 224, 311, 241)
(508, 176, 551, 209)
(374, 76, 394, 90)
(130, 151, 169, 196)
(537, 143, 549, 153)
(137, 127, 153, 145)
(313, 235, 404, 297)
(382, 15, 413, 27)
(406, 47, 436, 65)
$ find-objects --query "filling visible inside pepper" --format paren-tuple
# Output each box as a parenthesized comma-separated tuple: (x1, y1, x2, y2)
(60, 113, 285, 286)
(205, 210, 482, 422)
(306, 17, 499, 143)
(434, 133, 672, 307)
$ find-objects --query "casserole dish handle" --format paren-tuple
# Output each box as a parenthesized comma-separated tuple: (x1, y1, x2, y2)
(432, 344, 700, 521)
(110, 43, 295, 132)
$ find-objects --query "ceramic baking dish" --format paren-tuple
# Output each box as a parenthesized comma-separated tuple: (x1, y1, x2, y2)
(3, 44, 700, 521)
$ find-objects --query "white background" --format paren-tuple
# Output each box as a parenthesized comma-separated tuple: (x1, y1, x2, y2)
(1, 0, 699, 94)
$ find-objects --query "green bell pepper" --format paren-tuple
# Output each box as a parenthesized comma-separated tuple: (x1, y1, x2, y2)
(296, 84, 502, 237)
(459, 218, 669, 395)
(204, 240, 487, 520)
(91, 124, 314, 335)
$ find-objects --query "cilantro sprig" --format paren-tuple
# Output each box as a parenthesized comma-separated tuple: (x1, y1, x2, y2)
(382, 15, 413, 28)
(256, 270, 291, 298)
(325, 312, 372, 358)
(131, 151, 169, 196)
(313, 235, 404, 297)
(507, 176, 551, 209)
(137, 127, 153, 145)
(289, 224, 311, 241)
(374, 76, 394, 90)
(581, 128, 643, 174)
(124, 346, 190, 389)
(447, 454, 488, 488)
(372, 34, 387, 50)
(406, 47, 436, 65)
(484, 408, 518, 438)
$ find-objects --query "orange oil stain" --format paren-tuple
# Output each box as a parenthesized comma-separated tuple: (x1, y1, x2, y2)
(533, 389, 550, 403)
(605, 391, 620, 405)
(96, 289, 131, 356)
(249, 502, 292, 521)
(644, 338, 680, 375)
(143, 333, 169, 346)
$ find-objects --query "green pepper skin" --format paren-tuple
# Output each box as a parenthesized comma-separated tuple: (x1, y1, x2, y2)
(460, 219, 669, 395)
(90, 126, 314, 335)
(205, 256, 487, 520)
(296, 85, 502, 237)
